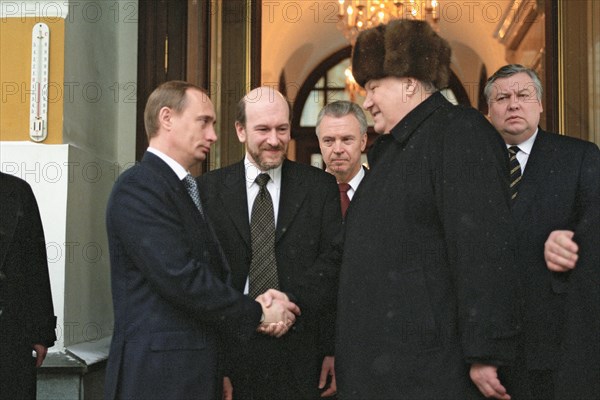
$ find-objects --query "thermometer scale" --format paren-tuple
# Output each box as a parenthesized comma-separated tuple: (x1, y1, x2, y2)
(30, 23, 50, 142)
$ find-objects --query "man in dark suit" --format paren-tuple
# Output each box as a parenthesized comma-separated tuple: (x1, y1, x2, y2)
(314, 100, 369, 397)
(0, 172, 57, 399)
(336, 20, 520, 400)
(104, 81, 300, 400)
(198, 87, 342, 399)
(316, 100, 368, 219)
(485, 64, 600, 399)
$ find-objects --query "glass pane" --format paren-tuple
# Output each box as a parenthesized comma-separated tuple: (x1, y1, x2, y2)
(299, 58, 375, 128)
(327, 58, 350, 88)
(300, 90, 325, 126)
(344, 91, 374, 127)
(310, 153, 323, 169)
(325, 90, 349, 103)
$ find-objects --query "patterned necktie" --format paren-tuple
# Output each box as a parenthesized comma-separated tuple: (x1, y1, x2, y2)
(338, 182, 351, 218)
(508, 146, 522, 202)
(249, 173, 279, 298)
(182, 174, 204, 216)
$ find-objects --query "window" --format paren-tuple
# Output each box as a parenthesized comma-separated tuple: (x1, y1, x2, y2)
(299, 57, 374, 127)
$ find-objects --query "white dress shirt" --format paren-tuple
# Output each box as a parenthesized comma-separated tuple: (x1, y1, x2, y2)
(147, 147, 189, 179)
(346, 166, 366, 200)
(507, 129, 538, 174)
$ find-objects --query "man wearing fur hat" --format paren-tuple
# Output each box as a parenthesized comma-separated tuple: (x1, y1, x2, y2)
(335, 20, 520, 399)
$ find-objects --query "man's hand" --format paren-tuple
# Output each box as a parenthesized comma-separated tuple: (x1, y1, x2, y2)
(544, 230, 579, 272)
(222, 377, 233, 400)
(470, 363, 510, 400)
(256, 288, 293, 308)
(32, 344, 48, 368)
(256, 289, 301, 338)
(318, 356, 337, 397)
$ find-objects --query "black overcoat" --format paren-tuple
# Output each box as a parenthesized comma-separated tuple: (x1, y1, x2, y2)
(336, 92, 520, 399)
(0, 172, 56, 399)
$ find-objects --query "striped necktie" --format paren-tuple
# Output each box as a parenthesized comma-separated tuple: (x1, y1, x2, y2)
(508, 146, 522, 202)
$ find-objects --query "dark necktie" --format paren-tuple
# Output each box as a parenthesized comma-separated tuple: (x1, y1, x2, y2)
(338, 183, 351, 218)
(249, 173, 279, 298)
(182, 174, 204, 216)
(508, 146, 522, 202)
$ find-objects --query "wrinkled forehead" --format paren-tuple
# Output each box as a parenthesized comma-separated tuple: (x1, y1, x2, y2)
(492, 74, 537, 95)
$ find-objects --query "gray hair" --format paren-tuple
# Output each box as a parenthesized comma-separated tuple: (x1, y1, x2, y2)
(484, 64, 543, 103)
(315, 101, 368, 137)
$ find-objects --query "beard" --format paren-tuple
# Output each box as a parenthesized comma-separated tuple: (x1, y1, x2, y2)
(248, 144, 287, 171)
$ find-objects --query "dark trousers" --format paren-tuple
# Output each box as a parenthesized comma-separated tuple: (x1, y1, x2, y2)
(0, 343, 37, 400)
(499, 365, 554, 400)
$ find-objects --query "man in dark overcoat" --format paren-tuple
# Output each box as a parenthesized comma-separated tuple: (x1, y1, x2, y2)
(335, 20, 521, 400)
(0, 172, 57, 399)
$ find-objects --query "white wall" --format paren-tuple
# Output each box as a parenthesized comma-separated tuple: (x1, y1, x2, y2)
(60, 0, 138, 346)
(63, 0, 138, 167)
(1, 142, 69, 348)
(0, 0, 139, 349)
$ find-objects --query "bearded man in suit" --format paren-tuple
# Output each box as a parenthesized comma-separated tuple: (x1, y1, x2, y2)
(198, 87, 342, 399)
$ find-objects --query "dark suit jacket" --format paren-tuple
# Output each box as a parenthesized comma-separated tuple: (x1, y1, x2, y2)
(344, 165, 369, 219)
(508, 129, 600, 398)
(336, 92, 520, 399)
(198, 159, 342, 399)
(0, 172, 56, 398)
(104, 152, 262, 400)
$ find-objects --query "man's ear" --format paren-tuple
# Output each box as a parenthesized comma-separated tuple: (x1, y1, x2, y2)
(235, 121, 247, 143)
(360, 133, 367, 152)
(405, 78, 418, 97)
(158, 106, 173, 130)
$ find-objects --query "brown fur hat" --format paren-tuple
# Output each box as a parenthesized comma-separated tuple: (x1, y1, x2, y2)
(352, 19, 451, 89)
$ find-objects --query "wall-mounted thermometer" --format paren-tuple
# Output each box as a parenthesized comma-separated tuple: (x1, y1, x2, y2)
(30, 23, 50, 142)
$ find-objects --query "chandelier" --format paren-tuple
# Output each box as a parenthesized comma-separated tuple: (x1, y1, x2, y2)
(337, 0, 441, 45)
(338, 1, 441, 97)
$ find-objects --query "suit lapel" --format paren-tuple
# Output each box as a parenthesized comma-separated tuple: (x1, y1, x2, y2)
(219, 162, 251, 247)
(276, 160, 307, 243)
(143, 152, 204, 221)
(512, 130, 557, 222)
(143, 152, 233, 280)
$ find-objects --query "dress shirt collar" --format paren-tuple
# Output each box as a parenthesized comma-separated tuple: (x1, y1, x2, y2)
(147, 147, 189, 180)
(345, 166, 365, 200)
(243, 154, 283, 190)
(506, 128, 538, 156)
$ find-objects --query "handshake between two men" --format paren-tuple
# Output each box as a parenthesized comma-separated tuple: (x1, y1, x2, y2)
(255, 289, 301, 338)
